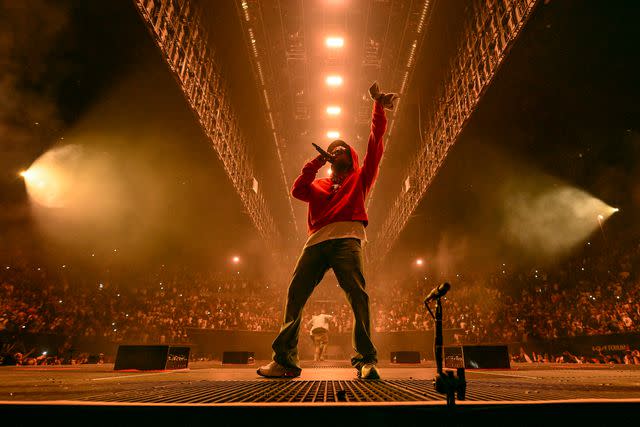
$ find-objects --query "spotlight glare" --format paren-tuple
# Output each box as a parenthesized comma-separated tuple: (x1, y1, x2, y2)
(326, 106, 341, 115)
(326, 131, 340, 139)
(19, 169, 36, 181)
(325, 75, 343, 86)
(325, 37, 344, 48)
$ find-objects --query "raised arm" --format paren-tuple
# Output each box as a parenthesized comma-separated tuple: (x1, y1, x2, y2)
(291, 155, 326, 202)
(360, 101, 387, 195)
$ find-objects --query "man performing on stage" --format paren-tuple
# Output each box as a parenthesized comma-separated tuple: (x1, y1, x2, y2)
(258, 82, 398, 380)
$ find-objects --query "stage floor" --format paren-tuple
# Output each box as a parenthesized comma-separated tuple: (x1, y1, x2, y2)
(2, 360, 640, 404)
(3, 361, 640, 425)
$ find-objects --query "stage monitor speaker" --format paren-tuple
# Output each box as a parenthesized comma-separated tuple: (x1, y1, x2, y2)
(114, 345, 190, 370)
(444, 345, 510, 369)
(85, 354, 101, 364)
(222, 351, 255, 364)
(391, 351, 421, 364)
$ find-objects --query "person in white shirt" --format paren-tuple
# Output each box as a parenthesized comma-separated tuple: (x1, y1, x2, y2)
(308, 309, 333, 361)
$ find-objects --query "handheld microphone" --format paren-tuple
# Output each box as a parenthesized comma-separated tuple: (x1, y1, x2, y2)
(424, 282, 451, 305)
(312, 143, 334, 163)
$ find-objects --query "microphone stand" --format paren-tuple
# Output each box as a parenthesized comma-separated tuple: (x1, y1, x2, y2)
(425, 292, 466, 407)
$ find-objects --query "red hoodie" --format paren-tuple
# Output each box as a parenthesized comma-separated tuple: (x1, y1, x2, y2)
(291, 101, 387, 234)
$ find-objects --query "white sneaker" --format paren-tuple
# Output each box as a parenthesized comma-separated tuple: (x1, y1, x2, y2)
(359, 363, 380, 380)
(257, 360, 301, 378)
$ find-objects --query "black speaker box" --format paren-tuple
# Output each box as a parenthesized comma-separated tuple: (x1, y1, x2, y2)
(222, 351, 255, 364)
(85, 354, 100, 364)
(114, 345, 190, 370)
(444, 345, 510, 369)
(391, 351, 421, 363)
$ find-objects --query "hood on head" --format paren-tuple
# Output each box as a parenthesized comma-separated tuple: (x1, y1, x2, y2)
(327, 139, 359, 172)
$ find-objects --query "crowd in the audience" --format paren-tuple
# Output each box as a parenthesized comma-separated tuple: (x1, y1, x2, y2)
(2, 240, 640, 364)
(0, 268, 282, 343)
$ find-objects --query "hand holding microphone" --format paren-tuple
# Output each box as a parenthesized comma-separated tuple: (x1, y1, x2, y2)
(312, 143, 335, 164)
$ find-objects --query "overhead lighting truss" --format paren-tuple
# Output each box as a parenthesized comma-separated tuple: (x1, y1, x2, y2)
(275, 0, 310, 123)
(234, 0, 300, 237)
(367, 0, 538, 267)
(359, 0, 434, 209)
(133, 0, 282, 253)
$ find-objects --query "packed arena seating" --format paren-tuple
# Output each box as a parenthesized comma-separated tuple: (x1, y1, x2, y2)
(2, 240, 639, 364)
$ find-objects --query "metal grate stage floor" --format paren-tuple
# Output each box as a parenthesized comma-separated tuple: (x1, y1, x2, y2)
(2, 361, 640, 425)
(76, 378, 640, 404)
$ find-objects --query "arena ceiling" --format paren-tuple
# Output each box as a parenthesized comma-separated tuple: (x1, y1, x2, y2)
(1, 1, 639, 279)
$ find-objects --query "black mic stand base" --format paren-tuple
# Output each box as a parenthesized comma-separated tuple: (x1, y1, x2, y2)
(434, 367, 466, 406)
(426, 293, 467, 407)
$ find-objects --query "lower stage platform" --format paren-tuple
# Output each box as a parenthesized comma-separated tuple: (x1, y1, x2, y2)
(2, 360, 640, 425)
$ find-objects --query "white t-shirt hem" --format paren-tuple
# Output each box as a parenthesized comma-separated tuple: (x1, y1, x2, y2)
(303, 221, 367, 250)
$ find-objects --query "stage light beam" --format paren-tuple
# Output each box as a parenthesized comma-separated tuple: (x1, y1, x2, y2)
(503, 184, 620, 256)
(19, 163, 65, 208)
